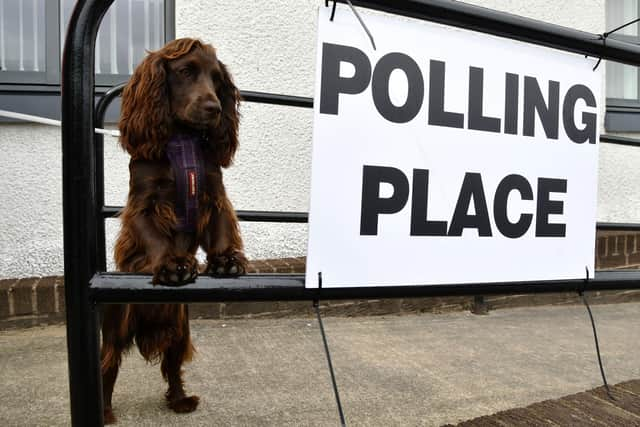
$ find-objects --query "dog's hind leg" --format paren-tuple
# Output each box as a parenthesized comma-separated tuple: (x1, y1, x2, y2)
(101, 304, 134, 424)
(101, 356, 120, 425)
(160, 305, 199, 413)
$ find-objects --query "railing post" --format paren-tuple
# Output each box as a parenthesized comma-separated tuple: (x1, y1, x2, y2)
(95, 83, 127, 271)
(61, 1, 115, 425)
(470, 295, 489, 315)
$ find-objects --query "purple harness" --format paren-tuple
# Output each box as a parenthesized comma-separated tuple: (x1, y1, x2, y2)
(166, 134, 206, 232)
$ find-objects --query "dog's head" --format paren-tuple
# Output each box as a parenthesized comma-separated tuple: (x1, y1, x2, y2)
(119, 38, 240, 166)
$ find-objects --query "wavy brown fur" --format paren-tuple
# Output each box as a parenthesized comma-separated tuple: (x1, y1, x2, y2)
(101, 38, 247, 424)
(119, 38, 240, 164)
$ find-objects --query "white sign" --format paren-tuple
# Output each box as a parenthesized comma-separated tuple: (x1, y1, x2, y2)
(306, 6, 601, 288)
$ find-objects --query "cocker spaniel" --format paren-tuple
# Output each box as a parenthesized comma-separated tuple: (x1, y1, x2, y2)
(100, 38, 247, 424)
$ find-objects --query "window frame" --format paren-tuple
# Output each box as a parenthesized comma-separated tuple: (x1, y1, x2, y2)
(605, 3, 640, 131)
(607, 33, 640, 107)
(0, 0, 175, 122)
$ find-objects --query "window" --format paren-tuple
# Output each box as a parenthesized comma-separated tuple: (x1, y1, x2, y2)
(606, 0, 640, 131)
(0, 0, 52, 84)
(62, 0, 171, 86)
(606, 1, 640, 104)
(0, 0, 175, 87)
(0, 0, 174, 122)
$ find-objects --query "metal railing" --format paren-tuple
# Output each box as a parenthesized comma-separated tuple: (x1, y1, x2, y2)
(62, 1, 640, 425)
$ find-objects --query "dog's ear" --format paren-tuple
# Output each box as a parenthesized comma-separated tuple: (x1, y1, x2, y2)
(210, 60, 241, 168)
(119, 51, 172, 160)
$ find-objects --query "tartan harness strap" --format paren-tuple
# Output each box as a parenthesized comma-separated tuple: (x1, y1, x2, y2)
(166, 133, 206, 232)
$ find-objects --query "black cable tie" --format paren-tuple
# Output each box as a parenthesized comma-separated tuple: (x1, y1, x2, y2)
(592, 17, 640, 71)
(592, 35, 605, 72)
(580, 266, 616, 400)
(326, 0, 337, 22)
(325, 0, 377, 50)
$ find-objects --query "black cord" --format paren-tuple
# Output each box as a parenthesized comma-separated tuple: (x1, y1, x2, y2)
(314, 271, 346, 426)
(579, 267, 615, 400)
(605, 17, 640, 38)
(344, 0, 377, 50)
(324, 0, 376, 50)
(314, 300, 347, 426)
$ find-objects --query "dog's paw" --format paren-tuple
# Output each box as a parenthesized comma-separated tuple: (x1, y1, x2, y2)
(205, 251, 247, 277)
(103, 407, 117, 424)
(167, 395, 200, 413)
(153, 254, 198, 286)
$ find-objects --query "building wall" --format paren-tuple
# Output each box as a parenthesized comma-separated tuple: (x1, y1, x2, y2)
(1, 0, 635, 279)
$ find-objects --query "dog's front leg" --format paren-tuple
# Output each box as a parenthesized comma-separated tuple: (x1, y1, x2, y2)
(129, 214, 198, 285)
(202, 196, 248, 276)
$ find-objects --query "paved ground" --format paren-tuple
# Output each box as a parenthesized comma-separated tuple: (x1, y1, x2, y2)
(0, 302, 638, 426)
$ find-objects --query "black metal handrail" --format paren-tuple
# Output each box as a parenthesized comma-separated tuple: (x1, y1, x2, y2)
(104, 201, 640, 230)
(89, 269, 640, 304)
(344, 0, 640, 67)
(95, 83, 125, 271)
(105, 202, 640, 230)
(62, 2, 110, 424)
(62, 1, 640, 425)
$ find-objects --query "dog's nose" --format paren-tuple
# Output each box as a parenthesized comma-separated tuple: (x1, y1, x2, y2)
(203, 100, 221, 116)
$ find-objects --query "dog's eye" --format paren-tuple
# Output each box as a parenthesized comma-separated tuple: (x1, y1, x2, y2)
(179, 67, 193, 78)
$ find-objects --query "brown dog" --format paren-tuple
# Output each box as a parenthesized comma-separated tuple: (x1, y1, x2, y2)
(101, 38, 248, 424)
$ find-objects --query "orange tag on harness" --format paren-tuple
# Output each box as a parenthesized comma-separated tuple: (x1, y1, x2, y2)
(188, 170, 197, 197)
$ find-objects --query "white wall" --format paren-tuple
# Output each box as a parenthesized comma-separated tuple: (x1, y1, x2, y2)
(1, 0, 635, 279)
(0, 125, 63, 278)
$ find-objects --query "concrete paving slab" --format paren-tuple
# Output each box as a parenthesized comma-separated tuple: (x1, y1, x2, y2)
(0, 302, 638, 426)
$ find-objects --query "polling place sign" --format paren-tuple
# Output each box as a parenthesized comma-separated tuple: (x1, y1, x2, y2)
(305, 6, 601, 288)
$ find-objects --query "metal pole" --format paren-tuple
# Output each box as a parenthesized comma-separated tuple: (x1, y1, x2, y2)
(340, 0, 640, 68)
(61, 0, 114, 425)
(95, 83, 126, 271)
(89, 270, 640, 304)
